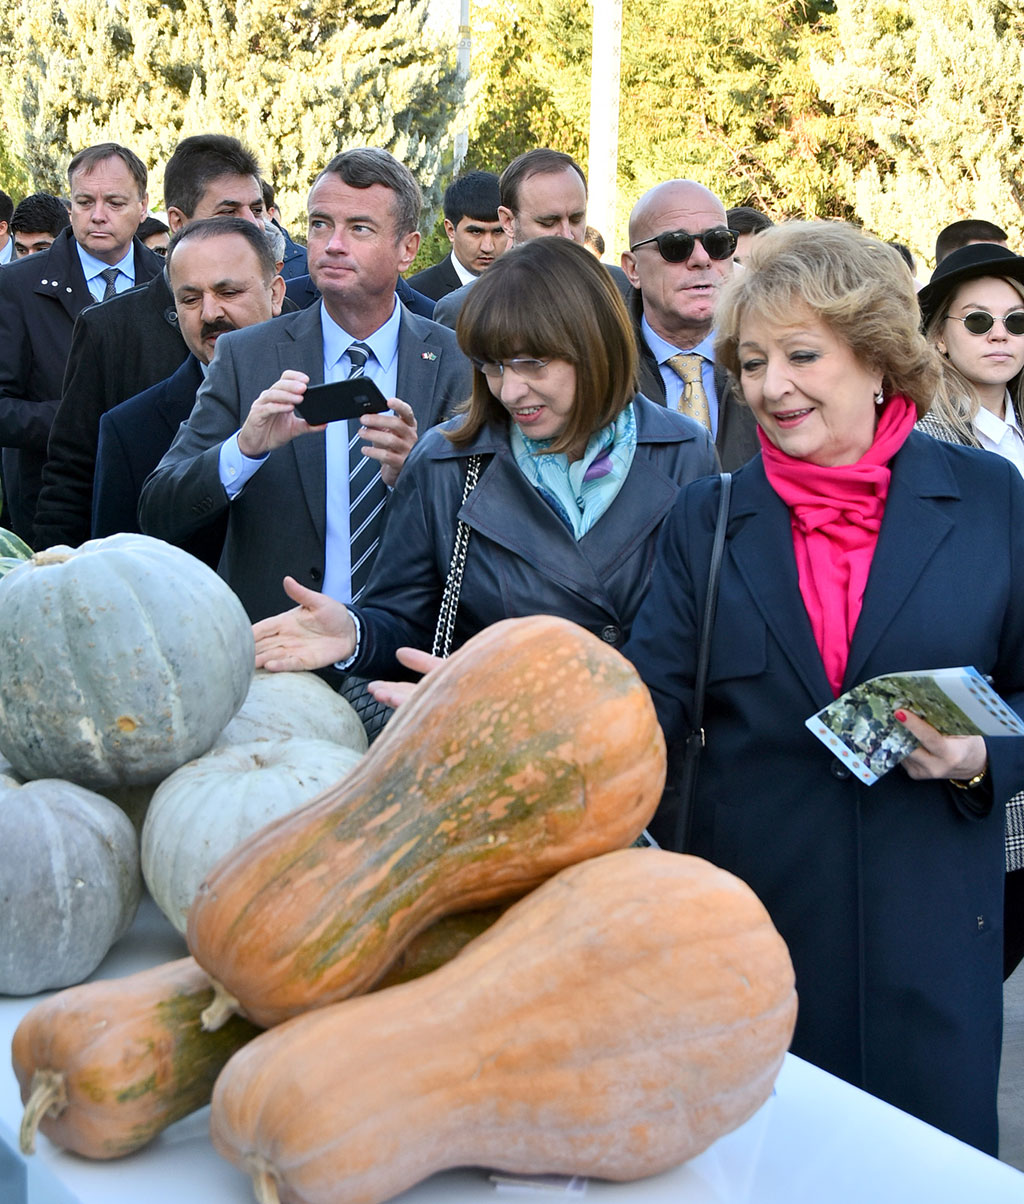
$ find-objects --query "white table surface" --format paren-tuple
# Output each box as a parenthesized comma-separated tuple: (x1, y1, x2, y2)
(2, 897, 1023, 1204)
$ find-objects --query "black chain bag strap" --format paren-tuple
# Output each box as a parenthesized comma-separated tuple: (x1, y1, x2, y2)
(338, 455, 482, 743)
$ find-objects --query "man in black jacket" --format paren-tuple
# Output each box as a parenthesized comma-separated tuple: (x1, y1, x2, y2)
(407, 170, 506, 302)
(0, 143, 160, 542)
(33, 133, 268, 550)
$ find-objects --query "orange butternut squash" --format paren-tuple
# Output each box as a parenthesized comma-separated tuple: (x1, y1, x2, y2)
(12, 957, 260, 1160)
(187, 615, 665, 1028)
(10, 909, 505, 1161)
(210, 848, 799, 1204)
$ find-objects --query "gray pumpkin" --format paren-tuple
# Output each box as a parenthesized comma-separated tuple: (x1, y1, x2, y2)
(141, 737, 364, 933)
(0, 533, 254, 788)
(214, 670, 368, 753)
(0, 777, 141, 995)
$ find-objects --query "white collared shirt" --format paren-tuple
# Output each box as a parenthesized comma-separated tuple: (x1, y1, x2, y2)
(0, 237, 12, 266)
(449, 249, 477, 287)
(974, 391, 1024, 479)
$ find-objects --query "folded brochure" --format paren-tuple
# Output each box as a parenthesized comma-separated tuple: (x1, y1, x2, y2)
(805, 666, 1024, 785)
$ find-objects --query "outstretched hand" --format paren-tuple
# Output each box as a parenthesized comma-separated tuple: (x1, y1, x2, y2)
(252, 576, 357, 672)
(368, 647, 443, 708)
(895, 709, 988, 783)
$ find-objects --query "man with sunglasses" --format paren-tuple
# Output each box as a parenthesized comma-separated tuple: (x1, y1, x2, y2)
(621, 179, 759, 472)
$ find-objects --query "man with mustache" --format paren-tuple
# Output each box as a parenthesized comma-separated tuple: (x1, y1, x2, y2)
(91, 217, 285, 566)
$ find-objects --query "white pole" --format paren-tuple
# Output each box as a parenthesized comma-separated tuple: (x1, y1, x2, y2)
(454, 0, 472, 172)
(587, 0, 622, 254)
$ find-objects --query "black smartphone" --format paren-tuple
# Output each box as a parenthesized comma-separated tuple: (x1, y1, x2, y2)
(298, 377, 389, 426)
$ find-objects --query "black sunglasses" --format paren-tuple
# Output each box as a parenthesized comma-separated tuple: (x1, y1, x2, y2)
(945, 310, 1024, 336)
(629, 226, 738, 263)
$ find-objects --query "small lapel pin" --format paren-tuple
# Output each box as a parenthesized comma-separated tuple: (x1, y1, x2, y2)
(421, 351, 437, 361)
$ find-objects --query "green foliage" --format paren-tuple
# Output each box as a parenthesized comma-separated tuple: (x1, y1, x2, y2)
(0, 0, 464, 231)
(813, 0, 1024, 268)
(463, 0, 864, 256)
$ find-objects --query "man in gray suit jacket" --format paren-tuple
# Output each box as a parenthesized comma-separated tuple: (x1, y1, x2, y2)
(139, 149, 473, 622)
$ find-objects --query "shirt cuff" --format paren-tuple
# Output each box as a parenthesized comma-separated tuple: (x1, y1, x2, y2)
(219, 433, 268, 499)
(334, 609, 363, 671)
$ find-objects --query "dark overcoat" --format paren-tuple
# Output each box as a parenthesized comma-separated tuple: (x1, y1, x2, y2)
(349, 395, 720, 675)
(624, 432, 1024, 1154)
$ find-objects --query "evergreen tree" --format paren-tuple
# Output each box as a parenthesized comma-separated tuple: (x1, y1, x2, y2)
(463, 0, 861, 255)
(0, 0, 463, 230)
(814, 0, 1024, 267)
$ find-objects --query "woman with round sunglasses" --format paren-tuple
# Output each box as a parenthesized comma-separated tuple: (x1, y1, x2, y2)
(917, 243, 1024, 472)
(917, 243, 1024, 984)
(252, 238, 718, 686)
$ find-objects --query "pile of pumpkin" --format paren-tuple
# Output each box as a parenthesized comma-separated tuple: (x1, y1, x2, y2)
(3, 533, 798, 1204)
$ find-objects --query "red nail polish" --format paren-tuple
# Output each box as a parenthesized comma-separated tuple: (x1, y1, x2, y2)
(895, 710, 907, 723)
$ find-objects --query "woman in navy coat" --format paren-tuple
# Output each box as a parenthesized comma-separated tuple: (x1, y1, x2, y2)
(625, 221, 1024, 1155)
(252, 238, 718, 677)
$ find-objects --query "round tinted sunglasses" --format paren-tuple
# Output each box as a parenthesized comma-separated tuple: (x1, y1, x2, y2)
(629, 227, 738, 262)
(944, 310, 1024, 336)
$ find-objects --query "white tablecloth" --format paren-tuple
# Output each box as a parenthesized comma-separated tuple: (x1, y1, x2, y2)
(2, 897, 1023, 1204)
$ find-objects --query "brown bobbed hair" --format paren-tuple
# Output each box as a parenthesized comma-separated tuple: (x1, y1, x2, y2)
(449, 239, 638, 455)
(715, 221, 940, 418)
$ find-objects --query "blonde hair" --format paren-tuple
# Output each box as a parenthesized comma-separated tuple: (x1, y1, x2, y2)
(715, 221, 941, 417)
(924, 274, 1024, 440)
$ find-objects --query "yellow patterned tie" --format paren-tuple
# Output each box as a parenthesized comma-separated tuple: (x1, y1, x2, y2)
(666, 353, 711, 430)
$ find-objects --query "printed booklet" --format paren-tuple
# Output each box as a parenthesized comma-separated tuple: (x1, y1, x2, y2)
(805, 666, 1024, 785)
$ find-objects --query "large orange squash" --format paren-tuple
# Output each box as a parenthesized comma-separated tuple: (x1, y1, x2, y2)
(187, 615, 665, 1028)
(210, 848, 798, 1204)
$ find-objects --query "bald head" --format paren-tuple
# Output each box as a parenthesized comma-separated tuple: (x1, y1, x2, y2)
(627, 180, 726, 246)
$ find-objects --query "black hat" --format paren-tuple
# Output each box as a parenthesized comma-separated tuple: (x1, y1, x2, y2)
(918, 243, 1024, 328)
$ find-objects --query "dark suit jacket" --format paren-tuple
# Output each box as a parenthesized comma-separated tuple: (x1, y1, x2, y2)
(630, 292, 759, 473)
(625, 434, 1024, 1153)
(407, 254, 463, 302)
(92, 354, 225, 568)
(34, 275, 301, 551)
(138, 301, 474, 621)
(0, 228, 162, 542)
(284, 274, 435, 320)
(275, 223, 308, 282)
(33, 270, 188, 549)
(433, 261, 633, 329)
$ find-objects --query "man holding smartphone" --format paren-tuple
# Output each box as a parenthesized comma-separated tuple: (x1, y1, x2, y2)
(139, 148, 472, 622)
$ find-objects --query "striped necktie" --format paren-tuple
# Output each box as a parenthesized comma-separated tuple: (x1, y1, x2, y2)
(345, 342, 387, 602)
(100, 267, 120, 301)
(666, 352, 711, 430)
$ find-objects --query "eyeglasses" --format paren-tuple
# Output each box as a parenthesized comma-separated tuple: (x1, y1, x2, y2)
(473, 358, 550, 379)
(629, 227, 738, 263)
(944, 310, 1024, 336)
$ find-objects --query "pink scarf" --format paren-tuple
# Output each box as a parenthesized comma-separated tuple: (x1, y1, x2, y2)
(759, 395, 917, 696)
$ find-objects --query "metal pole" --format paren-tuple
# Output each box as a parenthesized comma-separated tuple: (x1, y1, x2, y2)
(454, 0, 472, 172)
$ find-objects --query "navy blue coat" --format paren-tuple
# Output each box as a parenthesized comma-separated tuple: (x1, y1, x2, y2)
(348, 395, 719, 676)
(92, 354, 225, 569)
(624, 432, 1024, 1154)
